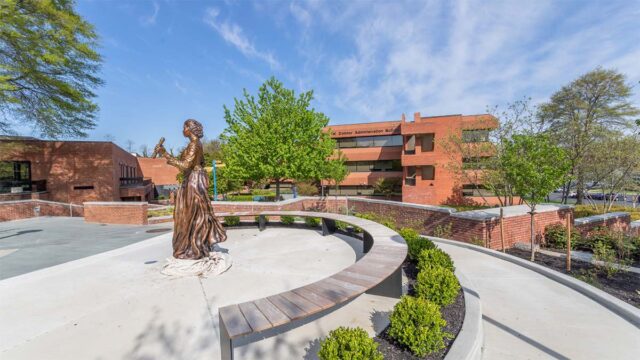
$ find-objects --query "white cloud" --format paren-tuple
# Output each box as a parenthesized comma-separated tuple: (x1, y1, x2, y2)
(290, 0, 640, 121)
(204, 7, 280, 70)
(139, 1, 159, 26)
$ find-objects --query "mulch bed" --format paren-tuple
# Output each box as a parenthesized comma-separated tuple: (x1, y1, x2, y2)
(374, 261, 465, 359)
(506, 248, 640, 307)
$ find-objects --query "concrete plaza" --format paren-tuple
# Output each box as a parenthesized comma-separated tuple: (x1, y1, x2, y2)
(0, 227, 396, 360)
(0, 216, 173, 280)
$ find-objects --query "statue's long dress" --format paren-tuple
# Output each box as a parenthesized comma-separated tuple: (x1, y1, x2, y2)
(168, 139, 226, 259)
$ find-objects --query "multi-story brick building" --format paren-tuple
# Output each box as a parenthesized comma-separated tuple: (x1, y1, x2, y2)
(0, 137, 152, 203)
(324, 112, 498, 206)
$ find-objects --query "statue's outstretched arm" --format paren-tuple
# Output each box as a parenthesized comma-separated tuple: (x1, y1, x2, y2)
(165, 142, 197, 172)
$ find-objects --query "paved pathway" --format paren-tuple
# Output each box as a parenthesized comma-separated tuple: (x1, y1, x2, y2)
(437, 242, 640, 360)
(0, 216, 173, 280)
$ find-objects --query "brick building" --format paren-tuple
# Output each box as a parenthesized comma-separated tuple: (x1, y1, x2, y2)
(136, 157, 180, 198)
(324, 112, 498, 206)
(0, 138, 152, 203)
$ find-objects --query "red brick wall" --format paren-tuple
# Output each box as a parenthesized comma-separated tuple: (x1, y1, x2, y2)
(574, 214, 631, 236)
(0, 200, 83, 222)
(0, 140, 139, 203)
(84, 202, 148, 225)
(137, 157, 180, 186)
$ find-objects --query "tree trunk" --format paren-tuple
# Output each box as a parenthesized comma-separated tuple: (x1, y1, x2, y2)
(275, 179, 281, 201)
(576, 174, 585, 205)
(530, 209, 536, 261)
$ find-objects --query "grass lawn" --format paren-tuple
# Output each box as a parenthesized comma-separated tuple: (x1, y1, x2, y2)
(574, 205, 640, 221)
(148, 206, 174, 218)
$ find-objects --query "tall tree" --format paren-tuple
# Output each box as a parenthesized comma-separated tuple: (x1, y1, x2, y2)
(221, 77, 345, 199)
(202, 137, 222, 165)
(537, 68, 639, 204)
(0, 0, 102, 138)
(501, 134, 571, 261)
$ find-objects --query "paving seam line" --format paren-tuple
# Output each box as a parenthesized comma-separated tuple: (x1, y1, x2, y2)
(429, 237, 640, 329)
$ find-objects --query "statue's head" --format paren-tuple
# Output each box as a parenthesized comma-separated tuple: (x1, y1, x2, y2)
(183, 119, 204, 139)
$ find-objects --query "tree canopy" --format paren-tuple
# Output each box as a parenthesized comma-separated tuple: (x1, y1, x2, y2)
(220, 77, 346, 199)
(0, 0, 103, 138)
(537, 67, 639, 204)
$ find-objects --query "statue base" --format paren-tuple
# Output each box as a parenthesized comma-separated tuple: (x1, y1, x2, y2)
(161, 252, 232, 277)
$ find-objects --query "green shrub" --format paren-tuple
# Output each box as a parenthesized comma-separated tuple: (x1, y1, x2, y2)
(593, 241, 623, 278)
(417, 248, 455, 272)
(335, 220, 349, 231)
(414, 266, 460, 306)
(297, 182, 319, 196)
(254, 215, 269, 223)
(224, 216, 240, 226)
(281, 215, 296, 225)
(355, 212, 397, 229)
(355, 212, 377, 221)
(388, 296, 451, 357)
(578, 228, 638, 261)
(305, 217, 321, 227)
(544, 223, 579, 249)
(317, 326, 383, 360)
(250, 189, 275, 196)
(226, 194, 254, 201)
(400, 228, 435, 260)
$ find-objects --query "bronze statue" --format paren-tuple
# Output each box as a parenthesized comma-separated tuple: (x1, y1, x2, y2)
(154, 119, 227, 260)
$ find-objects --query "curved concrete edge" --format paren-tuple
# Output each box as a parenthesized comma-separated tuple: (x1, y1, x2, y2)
(429, 237, 640, 329)
(445, 270, 484, 360)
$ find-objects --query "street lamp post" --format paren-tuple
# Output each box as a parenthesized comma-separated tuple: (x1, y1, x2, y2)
(212, 160, 218, 201)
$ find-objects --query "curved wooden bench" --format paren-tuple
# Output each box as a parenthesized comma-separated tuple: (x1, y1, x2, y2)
(217, 210, 407, 360)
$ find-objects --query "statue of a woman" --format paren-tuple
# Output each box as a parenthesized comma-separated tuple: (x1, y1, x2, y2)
(155, 119, 227, 261)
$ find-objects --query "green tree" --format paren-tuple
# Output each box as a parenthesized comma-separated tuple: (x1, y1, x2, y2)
(202, 137, 222, 165)
(501, 134, 571, 261)
(373, 177, 401, 198)
(537, 68, 639, 204)
(221, 77, 345, 199)
(0, 0, 103, 138)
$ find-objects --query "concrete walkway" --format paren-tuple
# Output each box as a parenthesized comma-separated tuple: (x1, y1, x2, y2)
(437, 242, 640, 360)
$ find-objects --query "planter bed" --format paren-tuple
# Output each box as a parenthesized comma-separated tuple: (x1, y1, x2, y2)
(507, 248, 640, 307)
(374, 260, 465, 359)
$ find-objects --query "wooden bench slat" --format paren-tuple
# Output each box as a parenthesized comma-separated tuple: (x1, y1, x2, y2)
(281, 291, 321, 314)
(305, 282, 350, 303)
(292, 287, 335, 309)
(219, 304, 252, 338)
(267, 294, 307, 320)
(332, 271, 379, 288)
(253, 298, 290, 327)
(238, 302, 272, 333)
(323, 277, 366, 295)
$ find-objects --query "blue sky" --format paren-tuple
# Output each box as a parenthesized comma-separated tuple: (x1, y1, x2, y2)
(68, 0, 640, 153)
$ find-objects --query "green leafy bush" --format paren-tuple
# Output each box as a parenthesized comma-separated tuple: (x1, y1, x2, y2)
(414, 266, 460, 306)
(250, 189, 275, 196)
(335, 220, 349, 231)
(297, 182, 319, 196)
(224, 216, 240, 226)
(578, 228, 638, 261)
(593, 241, 621, 278)
(281, 215, 296, 225)
(544, 223, 579, 249)
(355, 212, 397, 229)
(417, 248, 455, 272)
(305, 217, 321, 227)
(400, 228, 435, 260)
(254, 215, 269, 223)
(388, 296, 451, 357)
(317, 326, 383, 360)
(226, 194, 254, 201)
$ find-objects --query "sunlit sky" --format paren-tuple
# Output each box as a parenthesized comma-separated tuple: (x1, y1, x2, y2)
(44, 0, 640, 152)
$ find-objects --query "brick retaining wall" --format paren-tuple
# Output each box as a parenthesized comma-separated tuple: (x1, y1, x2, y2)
(84, 202, 148, 225)
(574, 212, 631, 236)
(0, 200, 83, 222)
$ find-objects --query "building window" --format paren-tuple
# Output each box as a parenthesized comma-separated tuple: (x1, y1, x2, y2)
(74, 185, 95, 190)
(421, 134, 435, 152)
(345, 160, 402, 172)
(422, 165, 435, 180)
(405, 166, 416, 186)
(336, 135, 402, 148)
(326, 185, 374, 196)
(0, 161, 31, 193)
(405, 135, 416, 154)
(462, 129, 490, 143)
